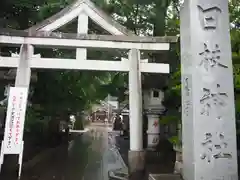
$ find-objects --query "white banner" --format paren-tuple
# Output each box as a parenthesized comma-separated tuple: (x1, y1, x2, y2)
(2, 87, 28, 154)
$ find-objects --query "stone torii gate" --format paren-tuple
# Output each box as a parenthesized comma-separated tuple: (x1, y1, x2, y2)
(0, 0, 177, 179)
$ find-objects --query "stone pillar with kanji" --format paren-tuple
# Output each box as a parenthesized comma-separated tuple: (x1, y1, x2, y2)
(180, 0, 238, 180)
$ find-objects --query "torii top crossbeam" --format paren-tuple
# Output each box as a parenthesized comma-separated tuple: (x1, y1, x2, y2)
(0, 0, 178, 73)
(0, 29, 177, 50)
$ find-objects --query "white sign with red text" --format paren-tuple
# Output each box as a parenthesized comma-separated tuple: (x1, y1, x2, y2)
(2, 87, 28, 154)
(0, 87, 28, 177)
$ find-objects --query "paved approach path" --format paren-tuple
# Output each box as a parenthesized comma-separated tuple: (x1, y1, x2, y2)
(1, 123, 125, 180)
(82, 124, 126, 180)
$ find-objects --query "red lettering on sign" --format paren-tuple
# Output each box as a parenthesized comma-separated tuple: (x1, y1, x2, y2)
(153, 120, 158, 127)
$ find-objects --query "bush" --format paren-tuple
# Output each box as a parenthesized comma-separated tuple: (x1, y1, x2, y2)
(24, 106, 50, 144)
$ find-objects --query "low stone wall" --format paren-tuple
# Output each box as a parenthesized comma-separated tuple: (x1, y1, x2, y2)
(149, 174, 182, 180)
(108, 168, 128, 180)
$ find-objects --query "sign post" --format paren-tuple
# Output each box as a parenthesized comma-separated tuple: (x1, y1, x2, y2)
(0, 87, 28, 179)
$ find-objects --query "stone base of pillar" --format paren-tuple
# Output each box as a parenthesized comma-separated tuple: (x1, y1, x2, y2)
(128, 150, 146, 180)
(174, 149, 183, 175)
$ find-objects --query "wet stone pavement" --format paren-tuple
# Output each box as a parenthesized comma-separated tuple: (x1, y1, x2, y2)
(0, 124, 126, 180)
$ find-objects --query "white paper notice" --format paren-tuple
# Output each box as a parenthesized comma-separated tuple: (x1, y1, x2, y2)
(2, 87, 28, 154)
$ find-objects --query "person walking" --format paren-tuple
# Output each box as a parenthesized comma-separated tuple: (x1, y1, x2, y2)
(104, 117, 108, 125)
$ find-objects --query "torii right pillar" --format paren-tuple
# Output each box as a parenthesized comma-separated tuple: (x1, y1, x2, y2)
(180, 1, 238, 180)
(128, 49, 146, 180)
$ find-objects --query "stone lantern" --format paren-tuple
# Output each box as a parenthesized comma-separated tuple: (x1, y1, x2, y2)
(143, 89, 165, 150)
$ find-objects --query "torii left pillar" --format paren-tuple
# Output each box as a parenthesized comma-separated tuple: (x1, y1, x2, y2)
(0, 44, 32, 178)
(15, 44, 32, 88)
(128, 49, 146, 180)
(15, 44, 32, 178)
